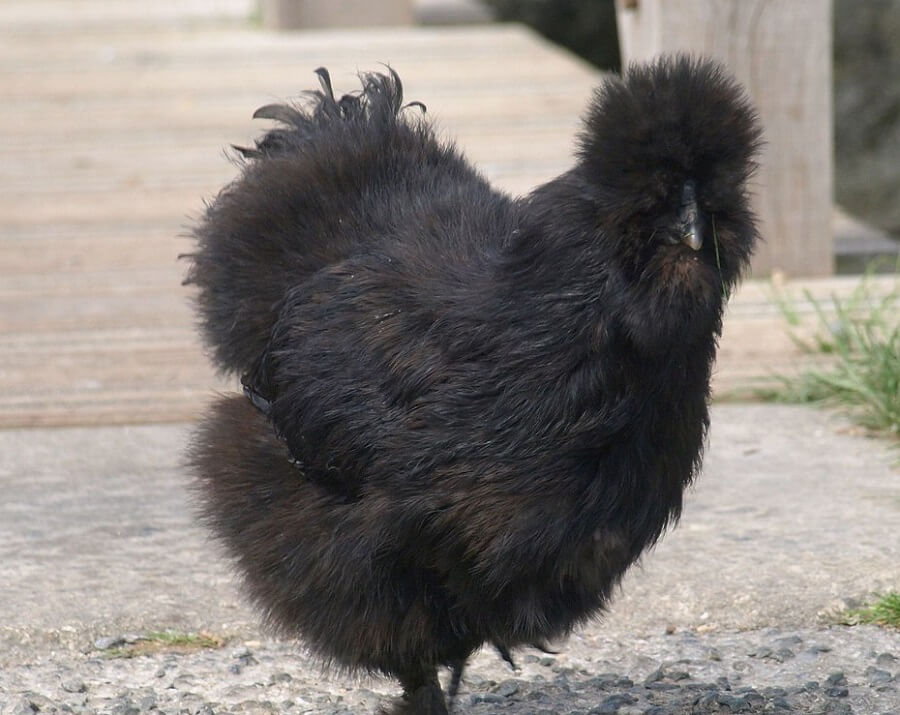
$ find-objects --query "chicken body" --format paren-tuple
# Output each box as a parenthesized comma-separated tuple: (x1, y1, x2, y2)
(187, 58, 761, 713)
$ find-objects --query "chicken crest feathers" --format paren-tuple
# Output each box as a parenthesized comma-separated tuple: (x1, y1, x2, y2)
(580, 55, 762, 212)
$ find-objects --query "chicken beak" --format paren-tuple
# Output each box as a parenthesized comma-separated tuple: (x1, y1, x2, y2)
(679, 180, 703, 251)
(683, 219, 703, 252)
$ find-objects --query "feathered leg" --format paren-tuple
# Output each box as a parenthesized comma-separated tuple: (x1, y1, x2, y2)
(447, 659, 466, 706)
(386, 669, 448, 715)
(495, 643, 517, 671)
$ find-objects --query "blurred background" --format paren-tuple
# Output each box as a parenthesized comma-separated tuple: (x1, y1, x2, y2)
(0, 0, 897, 429)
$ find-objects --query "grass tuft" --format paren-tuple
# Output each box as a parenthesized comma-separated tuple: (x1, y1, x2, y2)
(711, 215, 729, 300)
(99, 631, 225, 658)
(840, 592, 900, 629)
(752, 268, 899, 441)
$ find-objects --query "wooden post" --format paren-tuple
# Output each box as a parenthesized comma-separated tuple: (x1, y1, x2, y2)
(261, 0, 415, 29)
(615, 0, 834, 277)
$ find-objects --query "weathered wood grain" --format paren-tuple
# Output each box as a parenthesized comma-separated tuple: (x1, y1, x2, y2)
(0, 0, 883, 429)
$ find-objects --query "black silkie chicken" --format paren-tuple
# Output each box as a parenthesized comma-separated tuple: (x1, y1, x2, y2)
(186, 56, 761, 714)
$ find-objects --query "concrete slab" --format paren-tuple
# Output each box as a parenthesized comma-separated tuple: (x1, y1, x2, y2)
(1, 404, 896, 663)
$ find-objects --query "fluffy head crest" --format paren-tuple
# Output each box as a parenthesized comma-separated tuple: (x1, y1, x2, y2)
(578, 55, 762, 219)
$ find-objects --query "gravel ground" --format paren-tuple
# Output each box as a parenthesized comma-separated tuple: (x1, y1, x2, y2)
(1, 405, 898, 714)
(2, 627, 897, 714)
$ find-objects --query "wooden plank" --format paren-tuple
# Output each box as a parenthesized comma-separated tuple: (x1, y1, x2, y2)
(0, 61, 594, 101)
(0, 25, 584, 66)
(1, 121, 584, 161)
(0, 158, 577, 223)
(0, 23, 543, 54)
(0, 234, 186, 273)
(615, 0, 834, 278)
(0, 4, 881, 430)
(0, 292, 192, 333)
(0, 0, 254, 30)
(0, 191, 210, 227)
(259, 0, 413, 29)
(0, 390, 222, 429)
(0, 92, 591, 137)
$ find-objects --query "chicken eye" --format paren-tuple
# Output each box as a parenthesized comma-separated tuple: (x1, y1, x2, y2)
(650, 224, 681, 247)
(660, 231, 680, 247)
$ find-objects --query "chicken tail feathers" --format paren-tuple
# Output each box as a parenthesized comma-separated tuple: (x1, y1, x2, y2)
(184, 67, 431, 376)
(234, 66, 424, 161)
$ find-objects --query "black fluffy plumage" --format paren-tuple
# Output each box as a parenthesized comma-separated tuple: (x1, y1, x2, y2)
(186, 57, 761, 714)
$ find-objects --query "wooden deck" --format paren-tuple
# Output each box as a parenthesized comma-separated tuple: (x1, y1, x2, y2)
(0, 1, 895, 428)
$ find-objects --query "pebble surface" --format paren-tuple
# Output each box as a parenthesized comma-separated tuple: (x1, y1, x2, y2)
(2, 626, 897, 714)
